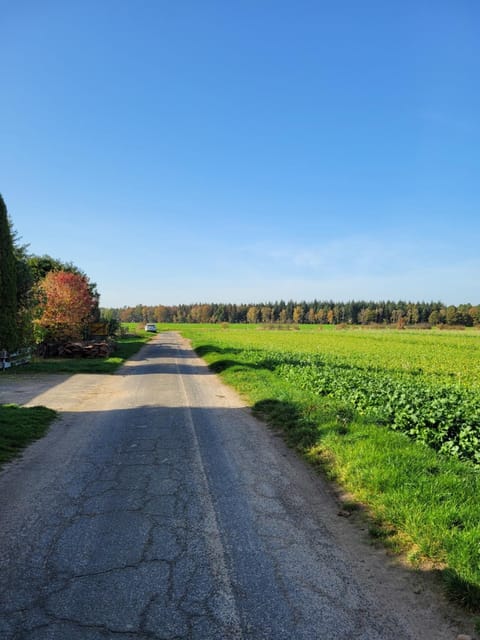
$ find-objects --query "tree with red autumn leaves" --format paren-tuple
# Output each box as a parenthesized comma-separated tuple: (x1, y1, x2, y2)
(35, 270, 97, 342)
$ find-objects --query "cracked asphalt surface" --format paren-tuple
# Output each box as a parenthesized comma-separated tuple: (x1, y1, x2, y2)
(0, 332, 469, 639)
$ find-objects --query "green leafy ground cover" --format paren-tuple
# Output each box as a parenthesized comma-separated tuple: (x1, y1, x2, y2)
(175, 323, 480, 610)
(277, 358, 480, 463)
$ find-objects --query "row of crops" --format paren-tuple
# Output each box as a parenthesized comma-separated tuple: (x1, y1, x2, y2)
(181, 326, 480, 466)
(273, 353, 480, 464)
(214, 325, 480, 388)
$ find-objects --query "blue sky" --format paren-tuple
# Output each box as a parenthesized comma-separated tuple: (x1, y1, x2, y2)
(1, 1, 479, 307)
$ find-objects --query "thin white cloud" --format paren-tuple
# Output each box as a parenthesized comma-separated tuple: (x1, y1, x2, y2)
(239, 235, 431, 277)
(100, 234, 479, 307)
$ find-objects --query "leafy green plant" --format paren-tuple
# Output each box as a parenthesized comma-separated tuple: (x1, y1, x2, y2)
(277, 358, 480, 464)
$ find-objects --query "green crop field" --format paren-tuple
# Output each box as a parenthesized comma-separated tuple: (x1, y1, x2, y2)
(179, 324, 480, 463)
(182, 324, 480, 386)
(173, 323, 480, 610)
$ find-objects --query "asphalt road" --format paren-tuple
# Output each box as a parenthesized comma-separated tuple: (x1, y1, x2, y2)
(0, 332, 469, 639)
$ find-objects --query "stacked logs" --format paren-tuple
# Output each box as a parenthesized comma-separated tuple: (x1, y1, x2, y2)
(38, 340, 115, 358)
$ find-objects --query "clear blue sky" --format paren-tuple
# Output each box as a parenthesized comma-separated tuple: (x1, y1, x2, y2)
(1, 1, 479, 307)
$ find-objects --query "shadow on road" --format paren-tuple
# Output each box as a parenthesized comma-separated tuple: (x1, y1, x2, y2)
(120, 361, 211, 376)
(0, 374, 73, 406)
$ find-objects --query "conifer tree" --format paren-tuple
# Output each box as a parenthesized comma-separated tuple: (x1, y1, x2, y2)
(0, 194, 18, 351)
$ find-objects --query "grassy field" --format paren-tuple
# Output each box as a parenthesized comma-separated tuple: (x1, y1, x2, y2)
(173, 323, 480, 611)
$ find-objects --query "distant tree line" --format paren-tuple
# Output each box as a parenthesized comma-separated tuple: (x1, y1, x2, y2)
(102, 300, 480, 327)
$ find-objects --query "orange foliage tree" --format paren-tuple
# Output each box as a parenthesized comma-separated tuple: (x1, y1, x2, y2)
(35, 270, 96, 341)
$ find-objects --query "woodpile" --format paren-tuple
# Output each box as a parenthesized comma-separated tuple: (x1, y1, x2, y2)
(38, 340, 115, 358)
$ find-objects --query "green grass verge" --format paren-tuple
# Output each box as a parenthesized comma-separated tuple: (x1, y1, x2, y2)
(0, 404, 57, 466)
(179, 325, 480, 611)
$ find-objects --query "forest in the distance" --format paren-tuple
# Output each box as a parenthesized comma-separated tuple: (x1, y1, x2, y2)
(102, 300, 480, 327)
